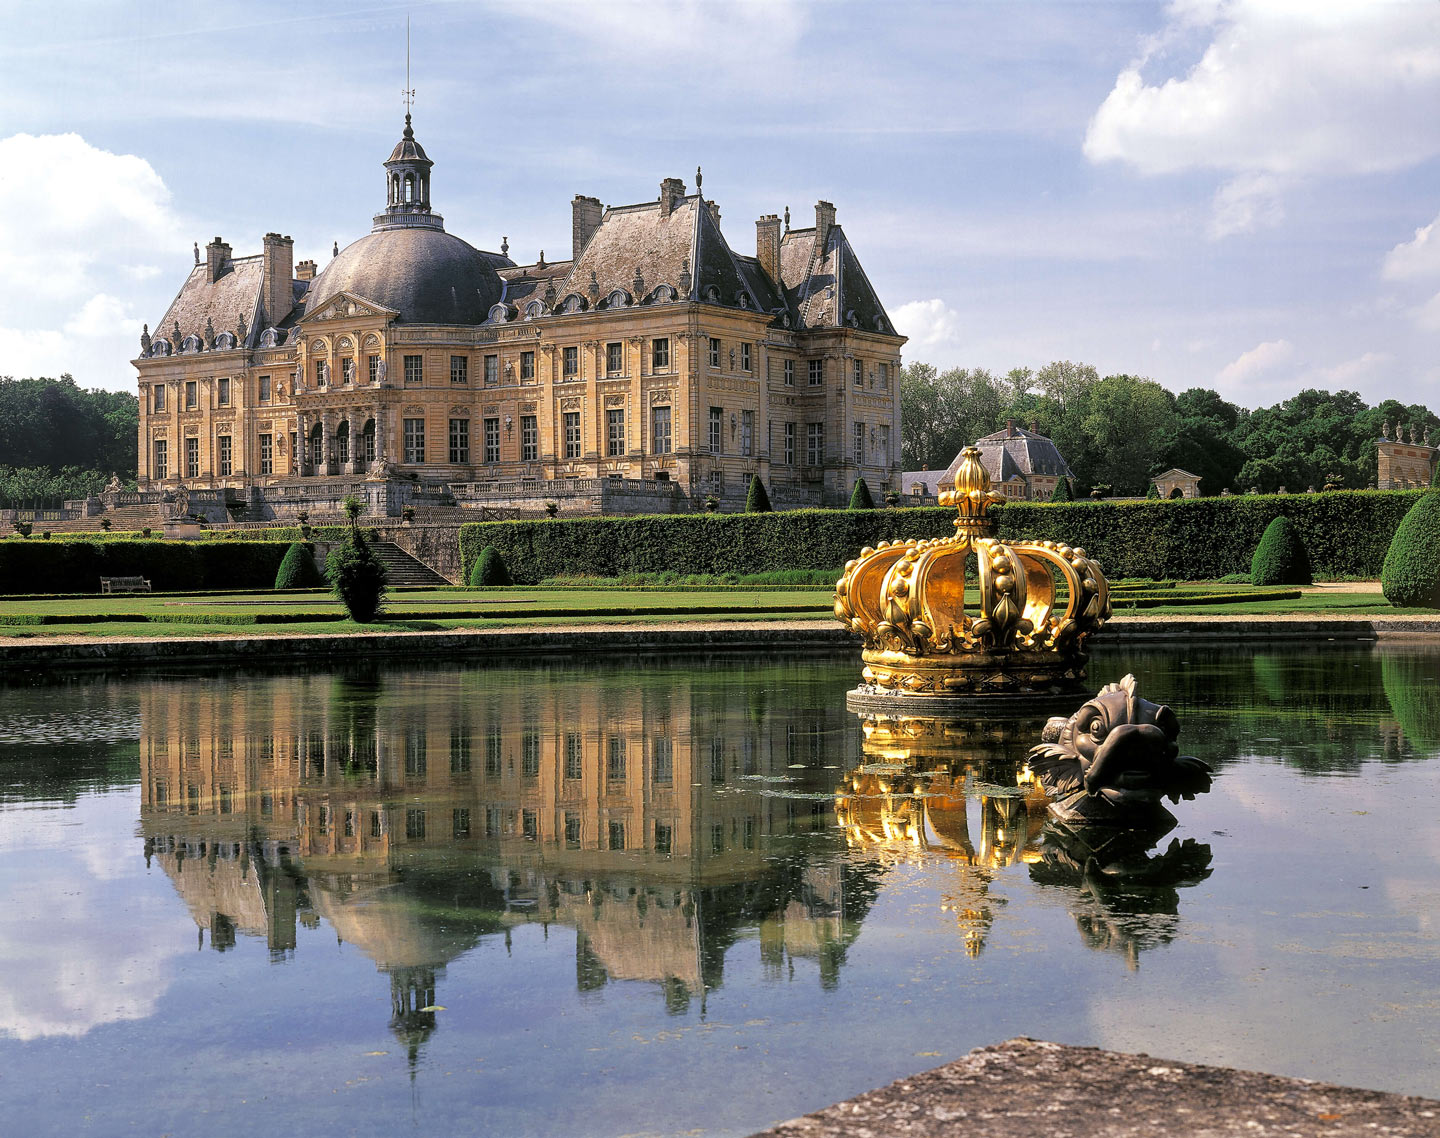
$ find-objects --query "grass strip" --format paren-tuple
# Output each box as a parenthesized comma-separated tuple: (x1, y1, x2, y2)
(1113, 588, 1303, 609)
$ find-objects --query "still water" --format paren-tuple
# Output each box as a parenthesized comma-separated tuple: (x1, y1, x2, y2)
(1, 645, 1438, 1136)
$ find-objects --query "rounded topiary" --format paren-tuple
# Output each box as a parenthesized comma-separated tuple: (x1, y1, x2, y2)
(745, 474, 772, 513)
(326, 530, 387, 622)
(1051, 478, 1073, 502)
(1381, 491, 1440, 607)
(849, 477, 876, 510)
(1250, 515, 1312, 586)
(470, 545, 512, 587)
(274, 541, 323, 589)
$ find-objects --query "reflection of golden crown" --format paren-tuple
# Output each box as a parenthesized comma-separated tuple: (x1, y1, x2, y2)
(835, 447, 1111, 695)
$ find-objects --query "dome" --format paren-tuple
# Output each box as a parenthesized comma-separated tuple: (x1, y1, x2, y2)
(306, 227, 503, 325)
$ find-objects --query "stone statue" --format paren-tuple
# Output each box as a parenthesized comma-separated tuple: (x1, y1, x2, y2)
(1023, 674, 1212, 828)
(293, 364, 304, 394)
(172, 321, 182, 346)
(1410, 424, 1419, 445)
(104, 472, 123, 495)
(140, 324, 151, 354)
(375, 358, 388, 386)
(1395, 421, 1404, 441)
(318, 360, 329, 386)
(193, 241, 200, 265)
(236, 315, 247, 344)
(588, 270, 601, 301)
(344, 358, 355, 385)
(204, 316, 216, 347)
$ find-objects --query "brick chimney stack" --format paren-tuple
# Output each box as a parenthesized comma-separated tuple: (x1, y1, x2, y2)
(814, 201, 836, 248)
(261, 232, 294, 328)
(572, 195, 603, 260)
(756, 214, 782, 285)
(296, 260, 317, 282)
(659, 178, 686, 218)
(1006, 418, 1018, 437)
(206, 237, 232, 283)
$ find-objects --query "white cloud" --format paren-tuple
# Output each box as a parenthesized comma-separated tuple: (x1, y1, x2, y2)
(1216, 339, 1294, 386)
(1415, 291, 1440, 333)
(1383, 215, 1440, 281)
(1312, 351, 1393, 388)
(1085, 2, 1440, 237)
(892, 298, 963, 352)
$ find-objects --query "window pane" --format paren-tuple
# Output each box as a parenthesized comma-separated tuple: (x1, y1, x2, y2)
(652, 338, 669, 370)
(484, 417, 500, 463)
(449, 418, 470, 464)
(404, 355, 423, 385)
(521, 415, 538, 461)
(404, 418, 425, 463)
(451, 355, 468, 384)
(651, 406, 671, 455)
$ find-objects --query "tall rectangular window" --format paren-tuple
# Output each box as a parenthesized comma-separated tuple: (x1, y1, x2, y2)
(651, 406, 672, 455)
(185, 436, 199, 479)
(404, 355, 423, 385)
(217, 435, 232, 476)
(484, 417, 500, 463)
(854, 421, 865, 464)
(879, 424, 891, 467)
(807, 422, 825, 466)
(521, 732, 540, 778)
(259, 433, 273, 475)
(405, 809, 426, 840)
(564, 733, 583, 781)
(153, 438, 168, 479)
(784, 421, 796, 465)
(563, 411, 581, 458)
(218, 377, 231, 406)
(314, 360, 326, 387)
(185, 380, 197, 409)
(520, 351, 535, 381)
(709, 407, 723, 454)
(450, 730, 472, 774)
(709, 338, 720, 368)
(878, 362, 890, 390)
(453, 808, 471, 839)
(783, 359, 794, 386)
(808, 359, 823, 386)
(854, 359, 864, 387)
(606, 342, 623, 376)
(652, 736, 673, 785)
(740, 343, 751, 372)
(367, 355, 380, 384)
(484, 354, 498, 386)
(341, 359, 354, 385)
(521, 415, 538, 461)
(403, 418, 425, 463)
(258, 374, 270, 403)
(606, 408, 625, 457)
(450, 355, 468, 385)
(563, 346, 578, 377)
(608, 820, 625, 851)
(449, 418, 470, 464)
(652, 338, 670, 371)
(152, 384, 166, 412)
(741, 410, 754, 457)
(607, 736, 626, 782)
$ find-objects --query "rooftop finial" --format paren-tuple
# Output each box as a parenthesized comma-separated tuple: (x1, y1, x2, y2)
(695, 165, 703, 193)
(401, 13, 415, 132)
(783, 205, 790, 231)
(501, 235, 509, 257)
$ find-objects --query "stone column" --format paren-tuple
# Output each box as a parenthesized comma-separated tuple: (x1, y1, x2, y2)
(320, 412, 334, 475)
(295, 412, 308, 476)
(348, 410, 362, 473)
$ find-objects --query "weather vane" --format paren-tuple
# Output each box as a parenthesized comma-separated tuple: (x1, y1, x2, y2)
(402, 15, 414, 116)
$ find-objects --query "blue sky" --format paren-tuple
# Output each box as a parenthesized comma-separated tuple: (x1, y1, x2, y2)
(2, 0, 1439, 409)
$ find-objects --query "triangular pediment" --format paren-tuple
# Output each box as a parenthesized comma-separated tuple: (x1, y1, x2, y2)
(299, 291, 399, 324)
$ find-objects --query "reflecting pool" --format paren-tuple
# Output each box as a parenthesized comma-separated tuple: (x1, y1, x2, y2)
(2, 644, 1439, 1136)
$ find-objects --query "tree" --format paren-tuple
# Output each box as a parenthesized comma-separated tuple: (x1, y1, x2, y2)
(1382, 493, 1440, 608)
(274, 542, 323, 589)
(326, 529, 387, 622)
(849, 477, 876, 509)
(1051, 477, 1073, 502)
(469, 545, 512, 586)
(745, 474, 772, 512)
(1251, 516, 1312, 586)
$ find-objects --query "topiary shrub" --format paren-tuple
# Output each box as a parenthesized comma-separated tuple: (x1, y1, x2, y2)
(469, 544, 512, 586)
(1146, 483, 1161, 499)
(1382, 492, 1440, 607)
(849, 477, 876, 510)
(326, 529, 387, 622)
(745, 475, 772, 513)
(274, 541, 323, 589)
(1432, 461, 1440, 489)
(1051, 478, 1073, 502)
(1250, 515, 1312, 586)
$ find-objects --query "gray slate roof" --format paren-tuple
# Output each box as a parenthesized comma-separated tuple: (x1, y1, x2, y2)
(779, 226, 894, 334)
(152, 256, 264, 352)
(968, 425, 1073, 484)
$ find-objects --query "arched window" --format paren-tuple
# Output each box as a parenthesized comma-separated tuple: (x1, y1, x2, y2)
(404, 176, 414, 203)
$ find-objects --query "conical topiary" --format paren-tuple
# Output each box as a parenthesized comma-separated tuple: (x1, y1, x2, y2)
(745, 474, 772, 513)
(470, 545, 512, 586)
(1146, 482, 1161, 499)
(1250, 516, 1312, 586)
(274, 541, 323, 589)
(1051, 477, 1073, 502)
(326, 529, 387, 622)
(848, 477, 876, 510)
(1381, 491, 1440, 607)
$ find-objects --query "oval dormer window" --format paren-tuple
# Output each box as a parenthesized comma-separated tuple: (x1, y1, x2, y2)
(874, 316, 888, 333)
(180, 334, 203, 353)
(736, 291, 752, 309)
(560, 294, 586, 314)
(260, 328, 280, 348)
(524, 300, 544, 320)
(704, 285, 720, 303)
(606, 289, 630, 309)
(488, 303, 512, 324)
(649, 285, 677, 304)
(150, 338, 171, 357)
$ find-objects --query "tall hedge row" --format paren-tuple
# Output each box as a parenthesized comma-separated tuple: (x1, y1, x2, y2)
(458, 490, 1426, 584)
(0, 540, 297, 595)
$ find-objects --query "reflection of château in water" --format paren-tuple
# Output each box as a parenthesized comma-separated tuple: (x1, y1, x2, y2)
(138, 665, 878, 1055)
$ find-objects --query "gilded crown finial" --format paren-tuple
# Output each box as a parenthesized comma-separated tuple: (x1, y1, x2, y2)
(940, 446, 1004, 535)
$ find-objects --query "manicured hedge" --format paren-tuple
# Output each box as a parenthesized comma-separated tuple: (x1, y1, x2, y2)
(1381, 492, 1440, 608)
(0, 540, 296, 595)
(458, 490, 1426, 584)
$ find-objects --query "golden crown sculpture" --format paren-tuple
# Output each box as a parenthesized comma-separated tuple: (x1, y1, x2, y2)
(834, 446, 1111, 696)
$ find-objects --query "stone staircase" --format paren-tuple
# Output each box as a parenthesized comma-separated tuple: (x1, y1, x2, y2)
(370, 541, 450, 587)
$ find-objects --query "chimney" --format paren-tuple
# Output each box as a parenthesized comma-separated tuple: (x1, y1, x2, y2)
(756, 214, 781, 285)
(814, 201, 836, 247)
(1030, 419, 1040, 435)
(206, 237, 231, 284)
(261, 233, 294, 328)
(1006, 417, 1018, 438)
(295, 260, 317, 282)
(659, 178, 686, 219)
(572, 195, 603, 260)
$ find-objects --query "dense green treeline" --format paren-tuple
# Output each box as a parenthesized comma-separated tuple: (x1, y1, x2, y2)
(0, 376, 138, 504)
(901, 360, 1437, 497)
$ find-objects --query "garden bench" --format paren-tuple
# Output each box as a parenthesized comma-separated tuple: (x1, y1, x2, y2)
(100, 576, 151, 594)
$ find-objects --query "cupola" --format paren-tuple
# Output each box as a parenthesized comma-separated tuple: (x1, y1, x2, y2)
(374, 114, 444, 232)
